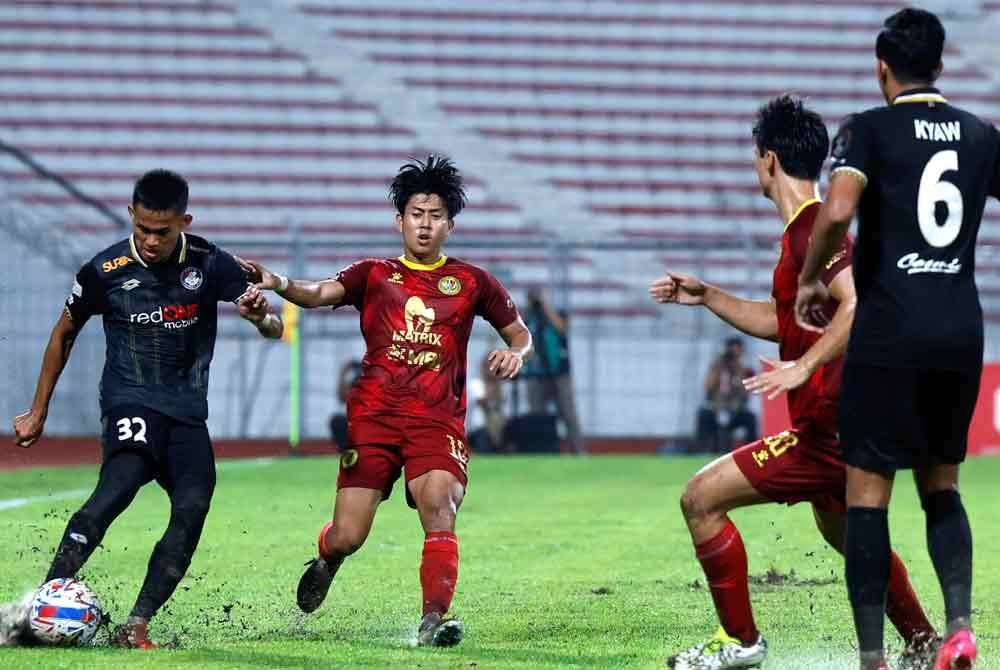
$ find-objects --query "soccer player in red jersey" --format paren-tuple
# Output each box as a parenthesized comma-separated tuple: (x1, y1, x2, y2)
(649, 97, 935, 669)
(242, 156, 532, 646)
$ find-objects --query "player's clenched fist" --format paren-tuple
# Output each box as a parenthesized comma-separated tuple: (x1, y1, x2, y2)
(487, 349, 523, 379)
(649, 271, 707, 306)
(13, 409, 45, 448)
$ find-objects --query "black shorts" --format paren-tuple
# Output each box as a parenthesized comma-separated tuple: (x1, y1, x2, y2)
(839, 363, 981, 473)
(101, 405, 214, 492)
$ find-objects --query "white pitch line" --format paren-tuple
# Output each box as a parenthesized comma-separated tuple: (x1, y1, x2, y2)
(0, 489, 90, 512)
(216, 457, 276, 471)
(0, 458, 276, 512)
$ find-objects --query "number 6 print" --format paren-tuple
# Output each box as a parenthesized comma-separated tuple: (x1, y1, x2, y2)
(917, 150, 964, 248)
(116, 416, 148, 444)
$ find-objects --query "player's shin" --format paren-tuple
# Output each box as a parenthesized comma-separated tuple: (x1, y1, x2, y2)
(694, 519, 758, 646)
(922, 490, 973, 634)
(45, 510, 105, 581)
(845, 507, 891, 666)
(420, 531, 459, 616)
(130, 501, 209, 622)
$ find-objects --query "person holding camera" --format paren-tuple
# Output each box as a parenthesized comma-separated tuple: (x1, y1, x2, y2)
(521, 288, 585, 455)
(696, 337, 759, 452)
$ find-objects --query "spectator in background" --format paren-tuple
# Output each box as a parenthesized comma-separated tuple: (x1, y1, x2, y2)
(467, 354, 507, 453)
(329, 358, 362, 450)
(521, 287, 585, 454)
(696, 337, 758, 452)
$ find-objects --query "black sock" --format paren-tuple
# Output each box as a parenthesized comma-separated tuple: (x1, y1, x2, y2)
(845, 507, 891, 656)
(130, 502, 209, 620)
(45, 511, 104, 582)
(923, 490, 973, 630)
(46, 451, 152, 583)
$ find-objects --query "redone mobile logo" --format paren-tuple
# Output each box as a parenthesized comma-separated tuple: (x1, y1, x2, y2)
(130, 303, 200, 329)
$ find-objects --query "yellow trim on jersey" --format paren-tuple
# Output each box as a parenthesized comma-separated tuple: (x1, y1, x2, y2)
(893, 93, 948, 105)
(398, 255, 447, 271)
(831, 166, 869, 187)
(784, 197, 821, 232)
(129, 231, 187, 266)
(129, 234, 149, 268)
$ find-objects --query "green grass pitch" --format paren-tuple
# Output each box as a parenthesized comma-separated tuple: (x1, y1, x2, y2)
(0, 455, 997, 669)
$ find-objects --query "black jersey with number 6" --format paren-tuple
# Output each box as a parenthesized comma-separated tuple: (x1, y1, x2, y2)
(830, 86, 1000, 371)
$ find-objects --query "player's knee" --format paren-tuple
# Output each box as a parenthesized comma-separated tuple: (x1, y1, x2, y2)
(679, 478, 712, 523)
(327, 525, 367, 557)
(419, 498, 457, 532)
(166, 499, 212, 546)
(170, 485, 213, 520)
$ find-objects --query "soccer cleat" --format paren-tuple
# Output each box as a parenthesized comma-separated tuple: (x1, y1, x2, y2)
(112, 621, 158, 650)
(416, 612, 463, 647)
(934, 629, 976, 670)
(666, 627, 767, 669)
(898, 632, 941, 670)
(296, 557, 336, 614)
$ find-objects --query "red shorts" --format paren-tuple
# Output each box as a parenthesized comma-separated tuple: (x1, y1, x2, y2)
(337, 414, 470, 508)
(731, 428, 846, 513)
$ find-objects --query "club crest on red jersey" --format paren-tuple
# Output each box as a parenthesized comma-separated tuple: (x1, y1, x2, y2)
(438, 276, 461, 296)
(340, 449, 359, 469)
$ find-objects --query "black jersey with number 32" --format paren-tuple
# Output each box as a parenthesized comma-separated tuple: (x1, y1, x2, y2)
(830, 87, 1000, 370)
(65, 233, 250, 423)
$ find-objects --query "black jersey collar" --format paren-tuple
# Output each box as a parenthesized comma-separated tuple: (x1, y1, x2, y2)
(129, 232, 188, 268)
(892, 86, 947, 105)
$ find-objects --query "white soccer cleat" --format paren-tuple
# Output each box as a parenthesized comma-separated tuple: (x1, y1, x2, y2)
(667, 627, 768, 669)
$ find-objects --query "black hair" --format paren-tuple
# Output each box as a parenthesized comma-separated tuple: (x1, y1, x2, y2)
(752, 95, 829, 181)
(875, 8, 945, 85)
(132, 169, 189, 214)
(389, 155, 467, 218)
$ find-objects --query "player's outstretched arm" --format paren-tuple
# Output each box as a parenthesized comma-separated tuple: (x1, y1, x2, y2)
(237, 287, 284, 339)
(488, 317, 533, 379)
(13, 310, 85, 448)
(649, 271, 778, 342)
(797, 173, 863, 331)
(236, 257, 346, 308)
(745, 267, 857, 400)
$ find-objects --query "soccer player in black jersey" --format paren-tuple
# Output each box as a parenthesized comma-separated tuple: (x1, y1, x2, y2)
(796, 9, 997, 670)
(12, 169, 283, 648)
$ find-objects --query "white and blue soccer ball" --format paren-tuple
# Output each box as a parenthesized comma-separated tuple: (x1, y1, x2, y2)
(29, 578, 102, 645)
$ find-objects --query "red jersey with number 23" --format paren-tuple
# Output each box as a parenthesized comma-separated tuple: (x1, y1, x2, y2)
(335, 256, 519, 437)
(772, 199, 853, 450)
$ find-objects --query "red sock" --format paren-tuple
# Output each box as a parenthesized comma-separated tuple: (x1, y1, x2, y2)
(420, 531, 459, 616)
(695, 519, 758, 645)
(886, 551, 935, 643)
(317, 521, 335, 558)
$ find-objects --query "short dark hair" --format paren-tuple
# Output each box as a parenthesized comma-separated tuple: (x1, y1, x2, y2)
(752, 95, 829, 181)
(389, 155, 467, 218)
(132, 169, 189, 214)
(876, 8, 945, 85)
